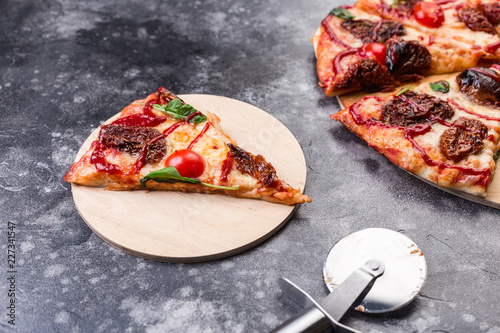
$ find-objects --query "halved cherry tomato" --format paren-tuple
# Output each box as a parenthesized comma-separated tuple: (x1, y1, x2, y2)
(165, 149, 205, 178)
(413, 2, 445, 28)
(358, 43, 386, 66)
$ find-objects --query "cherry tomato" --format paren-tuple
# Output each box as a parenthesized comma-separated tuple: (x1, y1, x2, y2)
(165, 149, 205, 178)
(359, 43, 386, 66)
(413, 2, 445, 28)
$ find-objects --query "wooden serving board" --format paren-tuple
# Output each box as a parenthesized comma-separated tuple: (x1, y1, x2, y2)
(71, 94, 308, 262)
(336, 74, 500, 210)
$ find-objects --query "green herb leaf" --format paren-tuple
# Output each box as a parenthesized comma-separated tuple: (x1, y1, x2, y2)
(140, 166, 239, 190)
(429, 80, 450, 93)
(330, 7, 355, 20)
(494, 151, 500, 162)
(153, 100, 207, 123)
(140, 166, 200, 188)
(189, 114, 208, 124)
(395, 85, 414, 97)
(177, 103, 198, 117)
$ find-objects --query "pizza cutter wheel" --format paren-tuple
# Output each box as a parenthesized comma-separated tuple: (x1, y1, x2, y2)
(270, 228, 427, 332)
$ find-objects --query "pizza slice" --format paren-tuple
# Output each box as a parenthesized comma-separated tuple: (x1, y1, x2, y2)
(355, 0, 500, 54)
(331, 65, 500, 196)
(313, 5, 498, 96)
(64, 87, 311, 205)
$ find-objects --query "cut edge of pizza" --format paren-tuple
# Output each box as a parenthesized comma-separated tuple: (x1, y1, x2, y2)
(64, 87, 312, 205)
(313, 1, 500, 97)
(330, 65, 500, 197)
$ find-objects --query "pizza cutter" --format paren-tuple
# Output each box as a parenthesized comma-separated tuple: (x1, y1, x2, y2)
(270, 228, 427, 332)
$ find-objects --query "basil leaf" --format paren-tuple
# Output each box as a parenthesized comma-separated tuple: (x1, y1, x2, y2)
(330, 7, 355, 20)
(140, 166, 239, 190)
(140, 166, 201, 188)
(395, 85, 414, 96)
(189, 114, 208, 124)
(494, 151, 499, 162)
(153, 100, 207, 123)
(164, 99, 183, 117)
(177, 104, 197, 117)
(153, 101, 182, 119)
(429, 80, 450, 93)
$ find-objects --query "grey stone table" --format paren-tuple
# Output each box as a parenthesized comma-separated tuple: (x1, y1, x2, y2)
(1, 0, 500, 332)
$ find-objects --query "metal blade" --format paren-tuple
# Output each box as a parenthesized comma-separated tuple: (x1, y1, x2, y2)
(323, 228, 427, 313)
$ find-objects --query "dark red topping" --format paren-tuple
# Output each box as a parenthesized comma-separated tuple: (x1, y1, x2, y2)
(111, 99, 166, 127)
(381, 91, 454, 127)
(110, 113, 166, 127)
(341, 19, 405, 43)
(439, 117, 488, 163)
(254, 155, 278, 188)
(227, 143, 279, 187)
(132, 134, 167, 173)
(433, 0, 456, 5)
(227, 144, 254, 177)
(457, 6, 496, 35)
(385, 36, 432, 78)
(90, 142, 122, 174)
(456, 68, 500, 108)
(335, 58, 391, 91)
(99, 125, 166, 165)
(479, 3, 500, 26)
(220, 152, 233, 183)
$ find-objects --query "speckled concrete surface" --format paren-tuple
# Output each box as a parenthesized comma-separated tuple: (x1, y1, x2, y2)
(1, 0, 500, 332)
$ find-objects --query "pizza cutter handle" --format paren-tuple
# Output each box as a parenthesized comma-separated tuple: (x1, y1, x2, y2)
(270, 259, 385, 333)
(269, 307, 332, 333)
(269, 278, 363, 333)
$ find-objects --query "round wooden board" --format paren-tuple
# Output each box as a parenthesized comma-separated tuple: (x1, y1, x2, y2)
(336, 74, 500, 210)
(71, 94, 308, 263)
